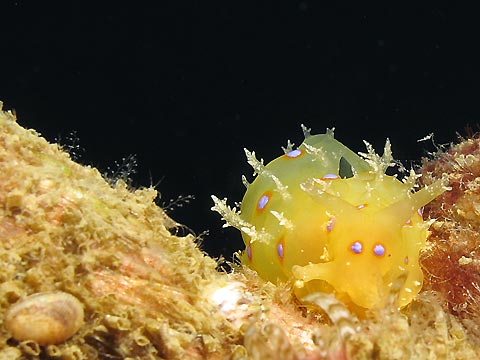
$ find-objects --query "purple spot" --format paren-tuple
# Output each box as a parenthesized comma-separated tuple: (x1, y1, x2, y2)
(350, 241, 363, 254)
(405, 219, 412, 226)
(327, 217, 335, 232)
(373, 244, 385, 257)
(277, 243, 284, 259)
(322, 173, 339, 180)
(257, 194, 270, 210)
(417, 208, 423, 217)
(286, 149, 302, 158)
(246, 244, 252, 261)
(404, 256, 409, 264)
(356, 203, 366, 210)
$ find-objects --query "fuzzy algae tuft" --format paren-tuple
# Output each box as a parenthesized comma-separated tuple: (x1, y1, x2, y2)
(420, 134, 480, 346)
(0, 103, 478, 359)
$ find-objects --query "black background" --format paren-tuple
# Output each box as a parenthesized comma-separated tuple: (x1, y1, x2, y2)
(1, 2, 478, 260)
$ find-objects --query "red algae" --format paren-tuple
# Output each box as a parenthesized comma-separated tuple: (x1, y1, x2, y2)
(420, 134, 480, 341)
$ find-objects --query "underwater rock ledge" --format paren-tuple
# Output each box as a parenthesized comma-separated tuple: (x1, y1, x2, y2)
(0, 104, 478, 359)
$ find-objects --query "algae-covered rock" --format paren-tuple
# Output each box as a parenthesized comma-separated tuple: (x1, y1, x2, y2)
(0, 104, 238, 358)
(420, 135, 480, 345)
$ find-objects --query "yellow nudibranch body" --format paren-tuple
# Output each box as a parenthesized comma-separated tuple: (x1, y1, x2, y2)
(212, 127, 446, 310)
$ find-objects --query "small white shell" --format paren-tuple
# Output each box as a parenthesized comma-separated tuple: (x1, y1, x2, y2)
(4, 291, 84, 345)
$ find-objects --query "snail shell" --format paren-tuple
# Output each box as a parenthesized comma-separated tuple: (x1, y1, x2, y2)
(4, 291, 84, 345)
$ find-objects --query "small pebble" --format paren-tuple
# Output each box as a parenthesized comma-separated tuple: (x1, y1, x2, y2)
(4, 291, 84, 345)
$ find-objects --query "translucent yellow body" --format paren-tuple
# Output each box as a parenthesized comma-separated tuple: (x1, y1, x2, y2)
(239, 131, 445, 309)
